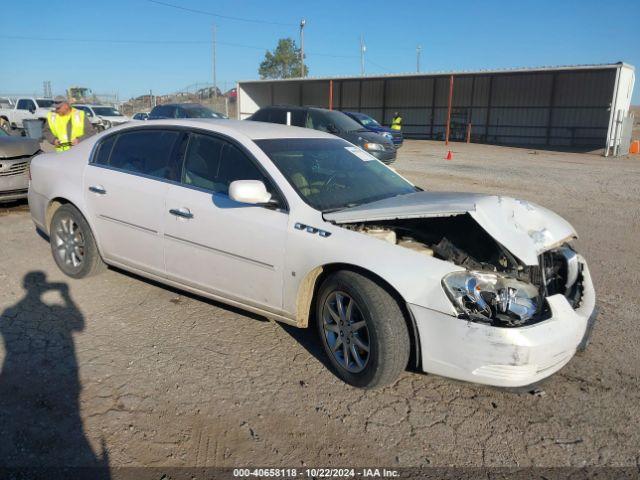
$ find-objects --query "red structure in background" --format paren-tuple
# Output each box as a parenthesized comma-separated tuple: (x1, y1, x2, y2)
(329, 80, 333, 110)
(445, 75, 454, 146)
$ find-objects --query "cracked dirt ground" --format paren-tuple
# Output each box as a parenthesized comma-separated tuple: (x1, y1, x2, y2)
(0, 141, 639, 469)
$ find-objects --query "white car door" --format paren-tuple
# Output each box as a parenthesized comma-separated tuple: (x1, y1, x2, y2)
(84, 128, 184, 276)
(163, 132, 288, 313)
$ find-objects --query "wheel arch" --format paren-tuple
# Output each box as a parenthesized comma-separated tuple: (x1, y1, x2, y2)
(45, 197, 105, 258)
(45, 197, 71, 234)
(296, 262, 422, 370)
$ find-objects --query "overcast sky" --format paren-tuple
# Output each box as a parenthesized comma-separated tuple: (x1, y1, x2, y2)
(1, 0, 638, 102)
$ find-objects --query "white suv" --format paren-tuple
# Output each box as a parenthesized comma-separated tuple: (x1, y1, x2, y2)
(72, 104, 129, 130)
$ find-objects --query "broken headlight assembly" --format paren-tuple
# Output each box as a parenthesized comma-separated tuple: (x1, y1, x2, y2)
(442, 271, 541, 326)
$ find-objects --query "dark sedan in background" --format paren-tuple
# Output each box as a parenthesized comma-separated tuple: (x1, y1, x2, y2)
(344, 111, 403, 148)
(148, 103, 227, 120)
(247, 106, 397, 164)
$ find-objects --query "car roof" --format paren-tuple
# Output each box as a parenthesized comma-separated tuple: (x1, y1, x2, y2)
(118, 118, 337, 140)
(73, 104, 113, 108)
(155, 103, 209, 108)
(261, 105, 335, 113)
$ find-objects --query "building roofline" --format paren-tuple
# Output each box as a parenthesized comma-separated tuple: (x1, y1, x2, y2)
(238, 62, 635, 85)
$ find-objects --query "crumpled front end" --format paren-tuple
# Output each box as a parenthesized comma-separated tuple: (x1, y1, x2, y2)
(326, 191, 597, 386)
(410, 255, 596, 387)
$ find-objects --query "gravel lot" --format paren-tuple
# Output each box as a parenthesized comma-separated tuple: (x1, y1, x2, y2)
(0, 140, 639, 472)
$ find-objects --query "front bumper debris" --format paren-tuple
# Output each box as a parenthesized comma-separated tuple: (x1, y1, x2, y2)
(409, 257, 596, 387)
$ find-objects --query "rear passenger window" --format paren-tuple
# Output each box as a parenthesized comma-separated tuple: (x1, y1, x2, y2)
(108, 130, 181, 181)
(151, 105, 175, 118)
(291, 110, 306, 127)
(93, 135, 116, 165)
(268, 109, 287, 124)
(249, 109, 268, 122)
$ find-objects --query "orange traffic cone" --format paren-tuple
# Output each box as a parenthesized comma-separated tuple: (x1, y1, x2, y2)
(445, 150, 453, 160)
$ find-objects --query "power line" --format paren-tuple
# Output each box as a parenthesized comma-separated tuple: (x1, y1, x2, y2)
(144, 0, 297, 27)
(0, 34, 209, 45)
(366, 58, 392, 73)
(0, 34, 357, 59)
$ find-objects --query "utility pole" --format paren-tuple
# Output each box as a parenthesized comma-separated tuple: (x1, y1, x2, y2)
(212, 23, 217, 98)
(43, 81, 52, 98)
(299, 19, 306, 77)
(416, 44, 422, 73)
(360, 34, 366, 76)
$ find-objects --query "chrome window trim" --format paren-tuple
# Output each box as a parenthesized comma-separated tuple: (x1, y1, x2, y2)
(88, 125, 290, 214)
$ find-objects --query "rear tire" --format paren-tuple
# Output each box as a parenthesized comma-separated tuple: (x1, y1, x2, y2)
(50, 204, 106, 279)
(315, 270, 410, 389)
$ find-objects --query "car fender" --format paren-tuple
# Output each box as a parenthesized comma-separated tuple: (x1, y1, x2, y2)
(283, 209, 462, 326)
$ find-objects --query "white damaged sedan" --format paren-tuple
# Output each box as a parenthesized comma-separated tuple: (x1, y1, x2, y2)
(28, 119, 596, 389)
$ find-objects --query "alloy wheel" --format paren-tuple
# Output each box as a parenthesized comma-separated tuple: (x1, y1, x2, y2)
(321, 291, 370, 373)
(53, 216, 85, 269)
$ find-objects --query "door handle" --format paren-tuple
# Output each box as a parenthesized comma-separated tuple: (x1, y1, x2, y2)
(89, 185, 107, 195)
(169, 208, 194, 219)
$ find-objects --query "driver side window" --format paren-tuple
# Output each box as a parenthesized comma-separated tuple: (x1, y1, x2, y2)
(182, 133, 275, 198)
(306, 110, 331, 132)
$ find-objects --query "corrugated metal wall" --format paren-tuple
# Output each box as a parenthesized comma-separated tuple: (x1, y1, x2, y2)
(239, 68, 619, 148)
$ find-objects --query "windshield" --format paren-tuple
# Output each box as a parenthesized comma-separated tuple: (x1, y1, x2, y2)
(36, 99, 55, 108)
(91, 107, 122, 117)
(256, 138, 416, 212)
(355, 114, 380, 127)
(92, 107, 121, 116)
(183, 106, 222, 118)
(308, 109, 365, 133)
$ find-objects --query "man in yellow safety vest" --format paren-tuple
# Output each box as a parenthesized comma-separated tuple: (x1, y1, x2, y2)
(44, 98, 96, 152)
(391, 111, 402, 131)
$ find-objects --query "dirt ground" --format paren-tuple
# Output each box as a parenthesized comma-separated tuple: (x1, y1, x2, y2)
(0, 140, 639, 473)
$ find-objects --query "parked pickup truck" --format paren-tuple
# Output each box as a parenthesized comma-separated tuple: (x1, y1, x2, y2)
(0, 97, 56, 130)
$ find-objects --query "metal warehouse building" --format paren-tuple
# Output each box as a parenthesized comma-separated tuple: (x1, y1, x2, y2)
(238, 62, 635, 155)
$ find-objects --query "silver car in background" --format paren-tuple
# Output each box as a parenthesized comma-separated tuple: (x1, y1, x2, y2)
(0, 129, 40, 202)
(28, 119, 596, 389)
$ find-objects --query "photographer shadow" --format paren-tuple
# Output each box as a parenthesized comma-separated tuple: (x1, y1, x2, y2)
(0, 271, 109, 477)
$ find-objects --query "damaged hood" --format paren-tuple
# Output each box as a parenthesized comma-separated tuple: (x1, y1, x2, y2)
(0, 137, 40, 158)
(324, 191, 577, 265)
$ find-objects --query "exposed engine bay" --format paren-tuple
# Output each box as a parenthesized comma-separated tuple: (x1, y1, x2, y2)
(345, 214, 584, 327)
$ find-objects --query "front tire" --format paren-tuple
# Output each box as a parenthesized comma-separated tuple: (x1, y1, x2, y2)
(316, 270, 410, 389)
(50, 204, 106, 278)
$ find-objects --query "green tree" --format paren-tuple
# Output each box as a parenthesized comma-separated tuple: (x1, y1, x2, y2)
(258, 38, 308, 79)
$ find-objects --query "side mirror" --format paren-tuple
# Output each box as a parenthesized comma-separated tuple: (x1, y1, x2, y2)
(327, 123, 339, 134)
(29, 108, 36, 114)
(229, 180, 272, 205)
